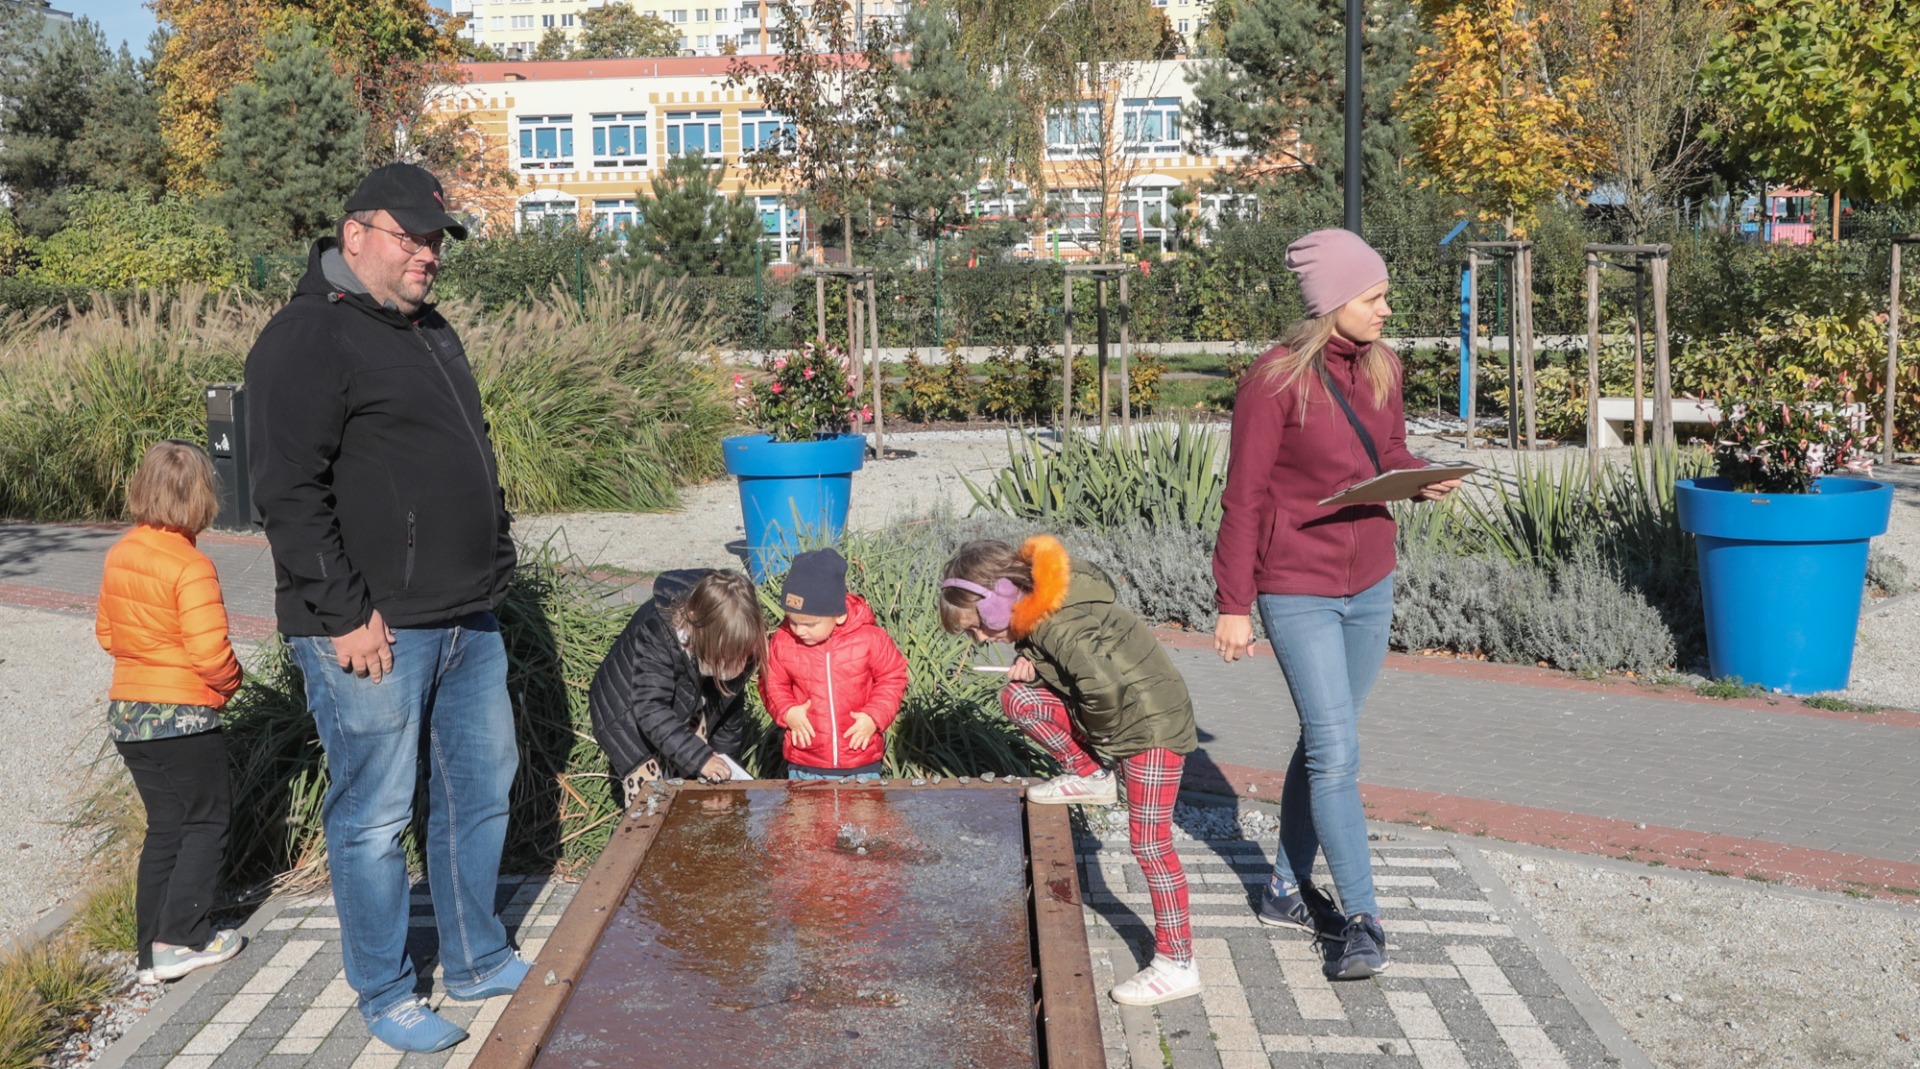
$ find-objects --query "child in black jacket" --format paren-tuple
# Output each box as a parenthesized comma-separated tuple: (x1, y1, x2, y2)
(589, 569, 767, 804)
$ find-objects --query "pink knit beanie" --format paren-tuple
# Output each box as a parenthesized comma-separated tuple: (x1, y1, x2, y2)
(1286, 228, 1389, 318)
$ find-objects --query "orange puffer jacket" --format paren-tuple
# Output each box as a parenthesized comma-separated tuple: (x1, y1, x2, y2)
(95, 525, 243, 707)
(759, 594, 909, 771)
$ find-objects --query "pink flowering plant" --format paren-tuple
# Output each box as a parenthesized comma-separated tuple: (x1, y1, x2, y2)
(733, 342, 870, 443)
(1708, 372, 1877, 495)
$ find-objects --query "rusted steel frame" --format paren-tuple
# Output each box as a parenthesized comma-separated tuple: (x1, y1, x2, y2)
(1027, 802, 1106, 1069)
(471, 795, 678, 1069)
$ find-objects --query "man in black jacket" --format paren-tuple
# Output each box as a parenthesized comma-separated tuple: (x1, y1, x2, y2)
(245, 164, 524, 1054)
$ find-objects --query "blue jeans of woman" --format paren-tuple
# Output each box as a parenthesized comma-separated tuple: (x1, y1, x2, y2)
(288, 613, 519, 1021)
(1256, 573, 1393, 920)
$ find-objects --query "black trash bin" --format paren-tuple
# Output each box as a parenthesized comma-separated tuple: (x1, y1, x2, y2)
(206, 383, 259, 531)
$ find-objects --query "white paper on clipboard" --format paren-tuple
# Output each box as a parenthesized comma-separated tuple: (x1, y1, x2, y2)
(1317, 465, 1478, 507)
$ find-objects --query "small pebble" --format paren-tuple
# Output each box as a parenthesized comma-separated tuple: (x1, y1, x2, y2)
(981, 771, 996, 782)
(1667, 992, 1685, 1004)
(1520, 863, 1536, 872)
(959, 776, 971, 783)
(912, 778, 927, 786)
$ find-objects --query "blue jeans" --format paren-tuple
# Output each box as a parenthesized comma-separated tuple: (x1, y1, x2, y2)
(289, 613, 519, 1020)
(1257, 574, 1393, 920)
(788, 768, 881, 781)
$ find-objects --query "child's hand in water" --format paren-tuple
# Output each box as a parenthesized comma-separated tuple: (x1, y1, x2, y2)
(844, 712, 878, 750)
(783, 703, 814, 745)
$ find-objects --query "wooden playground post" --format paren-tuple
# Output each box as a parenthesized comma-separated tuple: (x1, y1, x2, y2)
(1465, 249, 1481, 449)
(1118, 270, 1132, 443)
(1515, 242, 1538, 449)
(814, 274, 827, 345)
(1465, 241, 1535, 448)
(1061, 271, 1075, 432)
(1887, 236, 1920, 464)
(1585, 248, 1601, 486)
(1097, 276, 1111, 436)
(1650, 252, 1673, 449)
(867, 274, 883, 458)
(802, 264, 884, 456)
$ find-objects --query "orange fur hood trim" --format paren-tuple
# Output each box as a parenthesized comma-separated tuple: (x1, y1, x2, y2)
(1009, 535, 1072, 639)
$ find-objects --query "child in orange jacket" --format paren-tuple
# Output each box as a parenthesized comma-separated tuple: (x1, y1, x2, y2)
(95, 441, 246, 985)
(760, 550, 909, 778)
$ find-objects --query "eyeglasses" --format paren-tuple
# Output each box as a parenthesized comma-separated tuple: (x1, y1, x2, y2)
(357, 221, 444, 256)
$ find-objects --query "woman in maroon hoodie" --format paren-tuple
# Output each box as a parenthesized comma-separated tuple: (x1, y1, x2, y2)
(1211, 229, 1461, 981)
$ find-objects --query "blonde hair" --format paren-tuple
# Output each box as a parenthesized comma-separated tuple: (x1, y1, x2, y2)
(673, 570, 767, 693)
(1245, 311, 1400, 411)
(127, 440, 220, 534)
(937, 539, 1033, 634)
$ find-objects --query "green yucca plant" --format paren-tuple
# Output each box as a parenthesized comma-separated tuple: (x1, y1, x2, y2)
(962, 417, 1227, 533)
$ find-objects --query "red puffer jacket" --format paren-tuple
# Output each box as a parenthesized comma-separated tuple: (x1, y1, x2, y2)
(760, 594, 910, 771)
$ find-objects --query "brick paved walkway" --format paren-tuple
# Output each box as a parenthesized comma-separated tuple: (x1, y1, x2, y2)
(93, 830, 1644, 1069)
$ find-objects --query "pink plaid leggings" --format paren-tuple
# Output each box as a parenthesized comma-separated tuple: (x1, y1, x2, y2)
(1001, 681, 1192, 964)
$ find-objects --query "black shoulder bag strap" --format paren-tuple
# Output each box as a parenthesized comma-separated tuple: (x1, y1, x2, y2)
(1319, 360, 1383, 476)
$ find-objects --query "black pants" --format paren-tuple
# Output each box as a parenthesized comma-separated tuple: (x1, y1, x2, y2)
(116, 731, 231, 968)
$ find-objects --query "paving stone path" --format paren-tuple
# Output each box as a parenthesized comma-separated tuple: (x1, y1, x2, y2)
(99, 831, 1645, 1069)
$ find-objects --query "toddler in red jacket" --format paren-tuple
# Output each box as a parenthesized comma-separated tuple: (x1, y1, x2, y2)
(760, 549, 910, 779)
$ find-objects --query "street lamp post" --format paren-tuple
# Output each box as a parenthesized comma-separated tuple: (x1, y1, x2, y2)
(1345, 0, 1363, 236)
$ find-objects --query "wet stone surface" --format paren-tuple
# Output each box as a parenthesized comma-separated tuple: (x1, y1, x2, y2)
(537, 786, 1038, 1069)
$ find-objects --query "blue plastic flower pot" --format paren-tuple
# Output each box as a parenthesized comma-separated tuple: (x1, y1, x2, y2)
(722, 433, 866, 581)
(1675, 476, 1893, 694)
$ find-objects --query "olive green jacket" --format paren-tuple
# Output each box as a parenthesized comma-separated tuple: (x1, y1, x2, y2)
(1010, 536, 1198, 760)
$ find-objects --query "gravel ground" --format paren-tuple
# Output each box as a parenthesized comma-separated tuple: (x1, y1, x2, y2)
(0, 607, 112, 946)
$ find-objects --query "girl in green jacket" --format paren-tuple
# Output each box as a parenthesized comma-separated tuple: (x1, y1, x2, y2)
(939, 534, 1201, 1008)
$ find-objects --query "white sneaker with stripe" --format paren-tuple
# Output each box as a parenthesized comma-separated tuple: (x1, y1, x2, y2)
(1110, 955, 1202, 1006)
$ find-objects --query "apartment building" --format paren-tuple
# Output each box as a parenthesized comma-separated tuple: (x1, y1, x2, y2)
(437, 55, 1252, 260)
(452, 0, 909, 60)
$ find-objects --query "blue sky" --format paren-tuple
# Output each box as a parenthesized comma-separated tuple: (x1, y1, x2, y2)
(71, 0, 457, 55)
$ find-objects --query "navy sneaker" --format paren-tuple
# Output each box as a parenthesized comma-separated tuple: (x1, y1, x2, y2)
(446, 951, 530, 1001)
(1257, 881, 1347, 938)
(367, 998, 467, 1053)
(1327, 914, 1389, 980)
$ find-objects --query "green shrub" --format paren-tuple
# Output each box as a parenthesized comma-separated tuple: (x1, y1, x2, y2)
(976, 342, 1056, 422)
(894, 347, 973, 422)
(0, 276, 732, 522)
(463, 273, 734, 513)
(0, 289, 257, 521)
(963, 419, 1226, 532)
(72, 875, 137, 955)
(32, 190, 240, 291)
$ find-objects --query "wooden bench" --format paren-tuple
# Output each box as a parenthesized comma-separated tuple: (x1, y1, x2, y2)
(1593, 396, 1721, 448)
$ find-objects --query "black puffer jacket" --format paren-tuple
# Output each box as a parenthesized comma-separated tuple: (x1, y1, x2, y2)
(588, 570, 755, 785)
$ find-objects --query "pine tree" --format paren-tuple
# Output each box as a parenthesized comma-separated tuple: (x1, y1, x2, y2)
(884, 0, 1005, 243)
(0, 12, 126, 235)
(69, 40, 170, 202)
(208, 18, 367, 252)
(1186, 0, 1424, 217)
(628, 153, 763, 277)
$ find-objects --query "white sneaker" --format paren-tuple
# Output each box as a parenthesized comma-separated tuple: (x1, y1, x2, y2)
(1025, 770, 1118, 805)
(1111, 955, 1202, 1006)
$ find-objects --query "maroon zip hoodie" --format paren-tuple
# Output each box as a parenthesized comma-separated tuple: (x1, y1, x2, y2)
(1212, 335, 1425, 613)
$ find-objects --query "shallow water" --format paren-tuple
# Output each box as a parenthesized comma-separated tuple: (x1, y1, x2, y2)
(537, 786, 1038, 1069)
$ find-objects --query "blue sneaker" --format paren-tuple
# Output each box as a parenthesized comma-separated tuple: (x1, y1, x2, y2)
(1327, 914, 1389, 980)
(367, 998, 467, 1053)
(1257, 881, 1346, 938)
(446, 952, 530, 1001)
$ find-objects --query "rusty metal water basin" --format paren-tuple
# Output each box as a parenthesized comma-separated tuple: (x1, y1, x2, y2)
(473, 782, 1103, 1069)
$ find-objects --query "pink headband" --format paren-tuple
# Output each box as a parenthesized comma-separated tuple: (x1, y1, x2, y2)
(941, 577, 1020, 631)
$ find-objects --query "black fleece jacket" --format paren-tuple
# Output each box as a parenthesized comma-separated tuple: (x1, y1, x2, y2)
(245, 239, 515, 637)
(588, 570, 753, 785)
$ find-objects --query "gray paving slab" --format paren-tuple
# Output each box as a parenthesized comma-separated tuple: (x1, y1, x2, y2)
(1174, 644, 1920, 865)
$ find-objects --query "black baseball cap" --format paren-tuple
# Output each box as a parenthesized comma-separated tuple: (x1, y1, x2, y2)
(344, 163, 469, 241)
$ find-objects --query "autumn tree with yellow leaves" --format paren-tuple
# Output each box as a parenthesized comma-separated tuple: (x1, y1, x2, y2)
(152, 0, 475, 196)
(1398, 0, 1603, 236)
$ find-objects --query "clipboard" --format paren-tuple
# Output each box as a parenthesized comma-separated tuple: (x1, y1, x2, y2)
(1318, 465, 1478, 507)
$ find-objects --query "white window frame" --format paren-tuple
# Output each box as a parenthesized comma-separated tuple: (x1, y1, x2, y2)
(593, 198, 641, 244)
(739, 109, 791, 155)
(756, 195, 800, 263)
(516, 114, 576, 170)
(518, 197, 577, 232)
(1045, 188, 1105, 251)
(1045, 101, 1104, 158)
(591, 112, 649, 167)
(664, 110, 725, 158)
(1122, 97, 1182, 156)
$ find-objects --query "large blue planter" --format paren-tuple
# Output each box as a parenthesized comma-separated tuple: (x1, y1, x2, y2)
(1675, 476, 1893, 694)
(722, 433, 865, 580)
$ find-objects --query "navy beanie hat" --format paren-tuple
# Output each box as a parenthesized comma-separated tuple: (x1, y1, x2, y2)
(781, 549, 849, 616)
